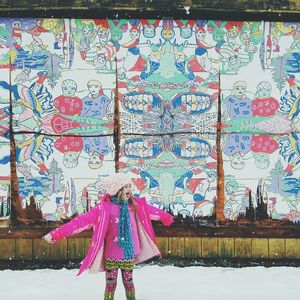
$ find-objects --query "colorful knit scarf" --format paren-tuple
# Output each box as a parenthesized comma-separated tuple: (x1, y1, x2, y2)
(110, 196, 135, 260)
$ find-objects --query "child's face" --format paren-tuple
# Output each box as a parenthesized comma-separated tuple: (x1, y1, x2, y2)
(122, 183, 132, 200)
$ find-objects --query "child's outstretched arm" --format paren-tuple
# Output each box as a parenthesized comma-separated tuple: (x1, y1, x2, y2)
(147, 204, 174, 226)
(43, 203, 100, 244)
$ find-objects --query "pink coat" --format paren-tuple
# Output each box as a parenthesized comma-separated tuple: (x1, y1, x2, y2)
(49, 194, 174, 276)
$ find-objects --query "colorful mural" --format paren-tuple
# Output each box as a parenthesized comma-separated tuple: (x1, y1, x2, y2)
(0, 18, 299, 225)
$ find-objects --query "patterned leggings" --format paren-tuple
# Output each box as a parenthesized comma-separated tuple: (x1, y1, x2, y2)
(104, 259, 135, 300)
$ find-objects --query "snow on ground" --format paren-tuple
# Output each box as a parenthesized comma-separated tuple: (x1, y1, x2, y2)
(0, 265, 300, 300)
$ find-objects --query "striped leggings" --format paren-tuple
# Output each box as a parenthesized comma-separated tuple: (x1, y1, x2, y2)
(104, 259, 135, 300)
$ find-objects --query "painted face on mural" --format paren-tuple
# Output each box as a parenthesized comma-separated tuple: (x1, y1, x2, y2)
(83, 26, 94, 38)
(87, 80, 102, 96)
(63, 152, 79, 168)
(88, 152, 102, 169)
(207, 171, 217, 182)
(200, 56, 212, 72)
(256, 82, 272, 98)
(232, 81, 247, 98)
(254, 153, 270, 169)
(98, 26, 109, 39)
(162, 29, 174, 40)
(181, 26, 192, 39)
(228, 55, 239, 66)
(62, 80, 77, 97)
(12, 20, 21, 29)
(94, 54, 107, 69)
(196, 30, 206, 41)
(225, 182, 238, 195)
(230, 153, 245, 170)
(143, 25, 155, 38)
(233, 86, 246, 98)
(226, 28, 238, 39)
(241, 26, 252, 41)
(130, 29, 140, 40)
(111, 30, 122, 41)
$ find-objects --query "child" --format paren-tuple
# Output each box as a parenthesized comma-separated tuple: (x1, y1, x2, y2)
(43, 172, 174, 300)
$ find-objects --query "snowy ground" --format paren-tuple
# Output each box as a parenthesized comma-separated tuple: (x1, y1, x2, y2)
(1, 265, 300, 300)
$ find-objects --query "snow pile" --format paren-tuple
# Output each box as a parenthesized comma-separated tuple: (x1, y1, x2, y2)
(0, 265, 300, 300)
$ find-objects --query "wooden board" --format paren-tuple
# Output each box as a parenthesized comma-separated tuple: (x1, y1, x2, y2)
(286, 239, 300, 259)
(202, 237, 218, 258)
(0, 239, 15, 259)
(218, 238, 234, 258)
(235, 238, 252, 258)
(67, 238, 85, 259)
(156, 237, 169, 256)
(184, 237, 202, 257)
(50, 239, 68, 260)
(251, 238, 268, 259)
(168, 237, 184, 257)
(268, 238, 285, 259)
(32, 239, 51, 260)
(15, 239, 32, 260)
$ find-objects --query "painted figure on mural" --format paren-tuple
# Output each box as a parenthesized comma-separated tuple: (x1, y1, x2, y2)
(0, 23, 9, 49)
(108, 19, 128, 51)
(50, 78, 112, 170)
(175, 20, 194, 39)
(224, 81, 252, 119)
(53, 79, 82, 116)
(77, 22, 96, 60)
(44, 172, 174, 300)
(220, 22, 250, 74)
(187, 25, 215, 76)
(240, 22, 261, 60)
(122, 21, 147, 72)
(11, 82, 55, 173)
(252, 81, 280, 117)
(81, 80, 111, 118)
(140, 19, 160, 39)
(94, 22, 116, 71)
(223, 133, 278, 170)
(224, 179, 248, 220)
(11, 20, 23, 49)
(14, 68, 33, 85)
(28, 19, 48, 50)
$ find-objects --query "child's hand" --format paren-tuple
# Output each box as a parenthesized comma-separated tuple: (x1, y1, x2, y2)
(161, 214, 174, 227)
(43, 233, 54, 244)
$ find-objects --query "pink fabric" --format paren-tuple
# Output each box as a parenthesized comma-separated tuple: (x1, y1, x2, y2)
(104, 203, 140, 260)
(48, 194, 173, 276)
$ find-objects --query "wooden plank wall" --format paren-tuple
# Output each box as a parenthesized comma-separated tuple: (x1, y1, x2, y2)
(1, 237, 300, 261)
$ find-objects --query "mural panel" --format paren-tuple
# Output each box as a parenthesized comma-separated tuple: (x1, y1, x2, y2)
(0, 17, 299, 226)
(119, 133, 217, 219)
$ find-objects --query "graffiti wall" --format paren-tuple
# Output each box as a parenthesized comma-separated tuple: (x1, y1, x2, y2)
(0, 18, 299, 226)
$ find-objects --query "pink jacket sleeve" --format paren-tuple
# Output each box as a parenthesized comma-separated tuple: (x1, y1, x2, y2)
(48, 204, 100, 242)
(147, 204, 174, 226)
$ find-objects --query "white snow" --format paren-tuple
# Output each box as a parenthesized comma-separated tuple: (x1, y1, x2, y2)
(0, 265, 300, 299)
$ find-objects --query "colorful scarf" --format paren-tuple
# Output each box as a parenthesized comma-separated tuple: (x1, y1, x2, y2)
(110, 196, 135, 260)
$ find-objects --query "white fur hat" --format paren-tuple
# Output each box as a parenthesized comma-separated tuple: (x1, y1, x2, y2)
(101, 172, 132, 196)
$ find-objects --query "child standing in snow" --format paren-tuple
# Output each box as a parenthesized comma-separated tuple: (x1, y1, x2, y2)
(44, 172, 174, 300)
